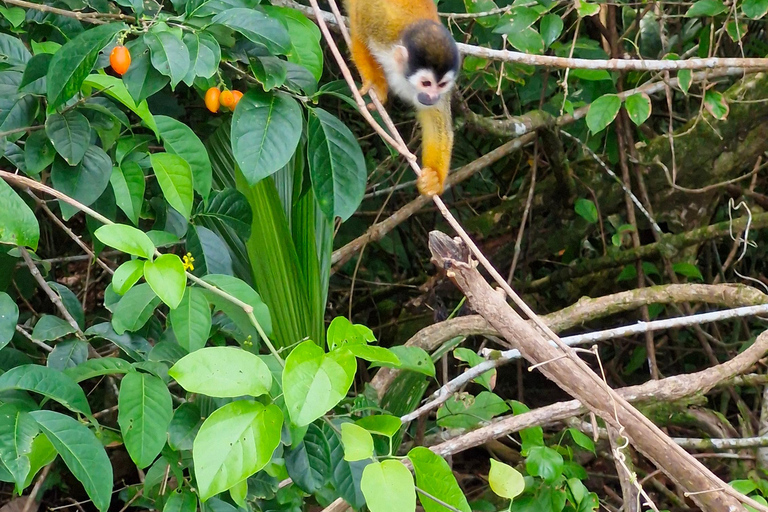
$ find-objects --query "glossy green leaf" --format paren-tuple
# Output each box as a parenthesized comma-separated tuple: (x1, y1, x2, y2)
(168, 402, 202, 452)
(51, 145, 112, 219)
(31, 410, 113, 512)
(453, 347, 495, 391)
(704, 90, 729, 120)
(94, 224, 155, 259)
(46, 23, 126, 109)
(193, 188, 251, 240)
(0, 403, 37, 492)
(361, 460, 416, 512)
(110, 162, 145, 225)
(685, 0, 728, 16)
(355, 415, 402, 438)
(525, 446, 564, 483)
(185, 224, 234, 276)
(64, 357, 133, 382)
(193, 401, 282, 500)
(382, 346, 435, 377)
(181, 32, 220, 85)
(201, 274, 272, 340)
(624, 92, 652, 126)
(24, 130, 56, 175)
(265, 7, 322, 80)
(341, 423, 373, 462)
(118, 372, 173, 468)
(47, 282, 84, 329)
(409, 447, 471, 512)
(574, 198, 598, 224)
(672, 262, 704, 280)
(112, 283, 161, 334)
(112, 259, 145, 297)
(82, 74, 158, 137)
(0, 32, 31, 66)
(122, 38, 170, 104)
(23, 434, 56, 488)
(31, 315, 75, 342)
(488, 459, 525, 500)
(284, 423, 331, 493)
(169, 346, 272, 397)
(0, 291, 19, 349)
(169, 287, 211, 352)
(743, 0, 768, 18)
(307, 108, 366, 222)
(45, 111, 90, 166)
(47, 340, 89, 370)
(156, 115, 212, 203)
(283, 341, 356, 426)
(145, 30, 190, 89)
(540, 14, 563, 48)
(211, 8, 290, 54)
(163, 488, 197, 512)
(144, 254, 187, 309)
(151, 152, 194, 220)
(586, 94, 621, 133)
(0, 179, 39, 250)
(0, 365, 91, 416)
(436, 391, 509, 429)
(566, 428, 596, 453)
(231, 90, 302, 185)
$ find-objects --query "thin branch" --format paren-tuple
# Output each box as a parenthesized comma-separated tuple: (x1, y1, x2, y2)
(1, 0, 134, 23)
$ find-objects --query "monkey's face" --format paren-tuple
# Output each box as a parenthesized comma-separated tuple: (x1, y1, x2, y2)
(406, 68, 456, 107)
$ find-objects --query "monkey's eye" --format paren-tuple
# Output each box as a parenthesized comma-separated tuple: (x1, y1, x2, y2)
(438, 81, 448, 88)
(421, 79, 432, 88)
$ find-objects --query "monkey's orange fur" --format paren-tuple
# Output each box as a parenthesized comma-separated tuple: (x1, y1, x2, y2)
(343, 0, 454, 196)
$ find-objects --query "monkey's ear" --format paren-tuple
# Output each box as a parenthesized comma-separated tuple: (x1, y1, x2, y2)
(394, 45, 408, 69)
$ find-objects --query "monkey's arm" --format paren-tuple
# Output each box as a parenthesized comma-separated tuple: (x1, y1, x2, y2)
(350, 36, 389, 103)
(416, 100, 453, 196)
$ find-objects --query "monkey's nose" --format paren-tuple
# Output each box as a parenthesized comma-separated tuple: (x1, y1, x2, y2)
(417, 92, 439, 106)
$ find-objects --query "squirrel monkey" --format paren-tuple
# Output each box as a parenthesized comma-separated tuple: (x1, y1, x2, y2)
(343, 0, 460, 196)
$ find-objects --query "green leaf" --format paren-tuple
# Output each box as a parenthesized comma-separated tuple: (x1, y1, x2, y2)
(169, 287, 211, 352)
(453, 347, 495, 391)
(151, 152, 194, 220)
(525, 445, 564, 483)
(181, 32, 220, 85)
(82, 74, 158, 138)
(265, 7, 323, 80)
(307, 108, 366, 222)
(0, 291, 19, 349)
(47, 340, 89, 370)
(112, 259, 145, 295)
(94, 224, 156, 259)
(437, 391, 509, 429)
(156, 116, 212, 203)
(110, 162, 145, 225)
(540, 14, 563, 48)
(408, 447, 471, 512)
(64, 357, 133, 382)
(488, 459, 525, 500)
(381, 346, 435, 376)
(145, 30, 190, 89)
(231, 90, 302, 185)
(672, 262, 704, 280)
(0, 365, 91, 416)
(163, 488, 197, 512)
(361, 460, 416, 512)
(112, 283, 161, 334)
(356, 415, 402, 438)
(46, 23, 126, 109)
(144, 254, 187, 309)
(85, 322, 152, 361)
(685, 0, 728, 16)
(32, 315, 76, 342)
(678, 70, 692, 95)
(284, 423, 331, 493)
(30, 410, 113, 512)
(507, 27, 545, 54)
(574, 198, 598, 223)
(346, 345, 400, 366)
(185, 225, 233, 276)
(51, 146, 112, 219)
(24, 130, 56, 175)
(47, 283, 84, 330)
(20, 53, 52, 92)
(201, 274, 272, 341)
(327, 316, 376, 349)
(193, 401, 283, 500)
(193, 188, 251, 240)
(0, 32, 31, 66)
(0, 6, 23, 26)
(576, 1, 600, 16)
(743, 0, 768, 18)
(624, 92, 652, 126)
(0, 403, 37, 492)
(586, 94, 621, 133)
(122, 38, 170, 104)
(704, 90, 729, 120)
(169, 346, 272, 397)
(211, 8, 290, 54)
(0, 179, 39, 250)
(341, 423, 373, 462)
(283, 342, 356, 426)
(566, 428, 596, 453)
(118, 372, 173, 468)
(45, 111, 91, 166)
(167, 402, 202, 451)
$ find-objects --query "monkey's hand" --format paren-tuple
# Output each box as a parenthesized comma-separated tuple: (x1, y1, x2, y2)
(417, 167, 445, 196)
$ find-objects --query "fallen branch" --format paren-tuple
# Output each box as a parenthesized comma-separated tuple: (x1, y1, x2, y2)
(427, 230, 766, 511)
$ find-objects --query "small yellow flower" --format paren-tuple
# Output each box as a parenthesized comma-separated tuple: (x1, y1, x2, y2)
(182, 252, 195, 271)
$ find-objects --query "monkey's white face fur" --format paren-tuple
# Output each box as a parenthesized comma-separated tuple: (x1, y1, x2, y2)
(371, 44, 456, 109)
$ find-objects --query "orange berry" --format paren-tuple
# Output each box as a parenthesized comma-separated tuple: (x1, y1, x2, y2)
(219, 89, 235, 109)
(231, 90, 244, 108)
(205, 87, 221, 113)
(110, 45, 131, 75)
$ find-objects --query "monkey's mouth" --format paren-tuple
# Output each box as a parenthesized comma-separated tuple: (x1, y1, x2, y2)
(417, 92, 439, 106)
